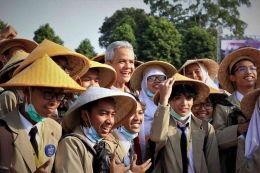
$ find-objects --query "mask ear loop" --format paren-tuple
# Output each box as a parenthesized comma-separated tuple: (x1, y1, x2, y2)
(85, 111, 92, 127)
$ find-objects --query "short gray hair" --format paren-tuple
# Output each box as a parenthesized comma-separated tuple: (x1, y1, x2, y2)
(105, 41, 134, 62)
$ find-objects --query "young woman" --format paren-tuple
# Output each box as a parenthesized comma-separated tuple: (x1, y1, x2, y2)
(150, 74, 220, 173)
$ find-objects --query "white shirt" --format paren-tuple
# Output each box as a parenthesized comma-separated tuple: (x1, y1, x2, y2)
(114, 128, 132, 154)
(236, 91, 244, 102)
(173, 115, 195, 173)
(19, 109, 42, 145)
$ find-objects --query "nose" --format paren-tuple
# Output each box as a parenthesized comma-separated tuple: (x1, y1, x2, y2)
(191, 71, 197, 79)
(105, 114, 114, 124)
(89, 80, 98, 86)
(180, 97, 188, 105)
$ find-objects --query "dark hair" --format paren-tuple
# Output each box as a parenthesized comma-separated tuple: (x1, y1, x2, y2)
(126, 92, 146, 111)
(169, 84, 198, 101)
(230, 59, 255, 75)
(88, 67, 99, 73)
(79, 97, 115, 114)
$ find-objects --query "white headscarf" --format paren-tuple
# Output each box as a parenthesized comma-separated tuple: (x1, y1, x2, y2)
(183, 62, 219, 90)
(139, 69, 166, 162)
(245, 96, 260, 159)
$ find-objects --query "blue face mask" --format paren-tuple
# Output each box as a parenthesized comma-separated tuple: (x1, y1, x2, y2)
(120, 126, 138, 141)
(170, 108, 191, 121)
(88, 126, 103, 143)
(207, 118, 213, 123)
(147, 90, 155, 98)
(25, 103, 46, 123)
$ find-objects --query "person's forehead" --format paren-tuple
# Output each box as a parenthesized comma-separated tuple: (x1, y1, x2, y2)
(235, 59, 255, 66)
(114, 48, 134, 58)
(185, 63, 200, 71)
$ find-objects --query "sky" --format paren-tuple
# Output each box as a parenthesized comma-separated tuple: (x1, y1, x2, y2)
(0, 0, 260, 56)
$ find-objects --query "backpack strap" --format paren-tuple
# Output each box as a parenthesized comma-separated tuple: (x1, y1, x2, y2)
(0, 119, 14, 173)
(201, 120, 209, 155)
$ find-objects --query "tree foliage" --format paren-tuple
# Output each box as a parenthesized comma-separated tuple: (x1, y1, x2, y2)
(0, 20, 5, 31)
(144, 0, 251, 37)
(75, 38, 97, 58)
(181, 26, 216, 63)
(33, 23, 64, 45)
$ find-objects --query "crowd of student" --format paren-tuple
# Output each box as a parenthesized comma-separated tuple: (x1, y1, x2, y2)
(0, 24, 259, 173)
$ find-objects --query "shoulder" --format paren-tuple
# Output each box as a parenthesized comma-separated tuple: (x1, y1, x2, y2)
(45, 118, 62, 139)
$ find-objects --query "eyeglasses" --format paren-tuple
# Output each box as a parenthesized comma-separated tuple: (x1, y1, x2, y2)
(234, 66, 257, 73)
(35, 88, 65, 101)
(192, 102, 213, 110)
(147, 75, 167, 82)
(58, 65, 73, 74)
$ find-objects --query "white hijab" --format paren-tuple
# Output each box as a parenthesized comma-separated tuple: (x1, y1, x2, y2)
(245, 96, 260, 159)
(184, 62, 219, 90)
(139, 69, 166, 162)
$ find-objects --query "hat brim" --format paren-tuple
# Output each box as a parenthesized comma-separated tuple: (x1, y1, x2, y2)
(153, 73, 210, 105)
(218, 48, 260, 93)
(241, 88, 260, 118)
(62, 86, 137, 132)
(130, 61, 177, 91)
(178, 59, 219, 80)
(0, 38, 38, 54)
(0, 60, 23, 83)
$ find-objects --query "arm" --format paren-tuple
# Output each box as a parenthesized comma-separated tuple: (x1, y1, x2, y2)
(205, 123, 221, 173)
(0, 24, 17, 40)
(212, 104, 238, 149)
(236, 138, 260, 173)
(0, 91, 17, 118)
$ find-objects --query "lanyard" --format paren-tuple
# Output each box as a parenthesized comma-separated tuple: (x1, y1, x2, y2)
(31, 123, 44, 168)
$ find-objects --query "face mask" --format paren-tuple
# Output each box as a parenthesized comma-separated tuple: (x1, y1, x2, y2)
(207, 118, 213, 123)
(147, 90, 155, 98)
(73, 93, 79, 99)
(170, 108, 191, 121)
(25, 103, 46, 123)
(120, 126, 138, 141)
(87, 126, 103, 142)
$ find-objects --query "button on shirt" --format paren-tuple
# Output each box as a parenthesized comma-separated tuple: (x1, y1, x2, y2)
(173, 115, 195, 173)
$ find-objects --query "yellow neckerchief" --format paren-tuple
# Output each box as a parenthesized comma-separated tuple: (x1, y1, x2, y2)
(30, 123, 44, 168)
(178, 124, 192, 152)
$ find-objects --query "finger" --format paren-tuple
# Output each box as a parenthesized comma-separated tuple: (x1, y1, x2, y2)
(142, 158, 151, 167)
(40, 159, 51, 170)
(132, 154, 137, 165)
(135, 90, 140, 98)
(5, 22, 9, 27)
(144, 161, 152, 171)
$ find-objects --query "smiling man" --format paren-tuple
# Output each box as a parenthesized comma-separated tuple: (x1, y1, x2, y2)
(213, 47, 260, 173)
(105, 41, 135, 92)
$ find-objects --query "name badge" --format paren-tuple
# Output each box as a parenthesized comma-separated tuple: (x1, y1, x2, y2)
(45, 144, 56, 157)
(123, 156, 131, 167)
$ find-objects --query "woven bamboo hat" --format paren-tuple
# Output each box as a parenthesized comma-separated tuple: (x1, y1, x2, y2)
(0, 50, 29, 83)
(62, 86, 137, 132)
(79, 60, 117, 88)
(130, 61, 177, 91)
(0, 53, 86, 93)
(91, 53, 144, 68)
(178, 59, 219, 80)
(0, 38, 38, 54)
(218, 47, 260, 93)
(12, 39, 90, 79)
(240, 88, 260, 118)
(153, 73, 210, 105)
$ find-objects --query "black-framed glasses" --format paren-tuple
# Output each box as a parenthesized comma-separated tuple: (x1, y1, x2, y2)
(234, 66, 257, 73)
(147, 75, 167, 82)
(192, 102, 213, 110)
(35, 88, 65, 101)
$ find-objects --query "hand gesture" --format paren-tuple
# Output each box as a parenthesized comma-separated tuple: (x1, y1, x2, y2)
(110, 153, 128, 173)
(33, 159, 51, 173)
(0, 23, 18, 40)
(159, 77, 175, 106)
(130, 154, 152, 173)
(104, 132, 116, 142)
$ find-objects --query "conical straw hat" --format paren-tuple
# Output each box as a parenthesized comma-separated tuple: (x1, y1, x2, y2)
(0, 38, 38, 54)
(130, 61, 177, 91)
(218, 47, 260, 93)
(0, 50, 29, 83)
(12, 39, 90, 79)
(178, 59, 219, 80)
(153, 73, 210, 105)
(62, 86, 137, 132)
(0, 54, 86, 93)
(86, 60, 116, 88)
(240, 88, 260, 118)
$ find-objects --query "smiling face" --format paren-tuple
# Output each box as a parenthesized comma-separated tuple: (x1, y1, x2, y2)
(184, 63, 204, 81)
(147, 75, 167, 94)
(80, 69, 100, 88)
(191, 98, 213, 121)
(83, 98, 116, 138)
(230, 60, 257, 91)
(169, 94, 194, 116)
(107, 48, 135, 85)
(122, 102, 144, 133)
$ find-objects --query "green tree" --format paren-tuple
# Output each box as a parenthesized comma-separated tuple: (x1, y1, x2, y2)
(181, 26, 216, 63)
(140, 17, 182, 67)
(33, 23, 64, 45)
(144, 0, 251, 37)
(109, 23, 138, 53)
(75, 38, 97, 58)
(0, 20, 5, 31)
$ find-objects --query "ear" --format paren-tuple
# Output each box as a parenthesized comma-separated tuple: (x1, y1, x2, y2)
(105, 61, 111, 65)
(229, 75, 235, 82)
(81, 110, 87, 121)
(23, 87, 30, 97)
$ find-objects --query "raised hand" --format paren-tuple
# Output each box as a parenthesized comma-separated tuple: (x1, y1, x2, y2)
(159, 77, 175, 106)
(110, 153, 128, 173)
(34, 159, 51, 173)
(0, 23, 18, 40)
(130, 154, 152, 173)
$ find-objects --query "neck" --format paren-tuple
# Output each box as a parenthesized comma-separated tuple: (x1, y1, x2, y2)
(236, 86, 255, 96)
(113, 82, 125, 92)
(179, 118, 189, 124)
(19, 104, 37, 125)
